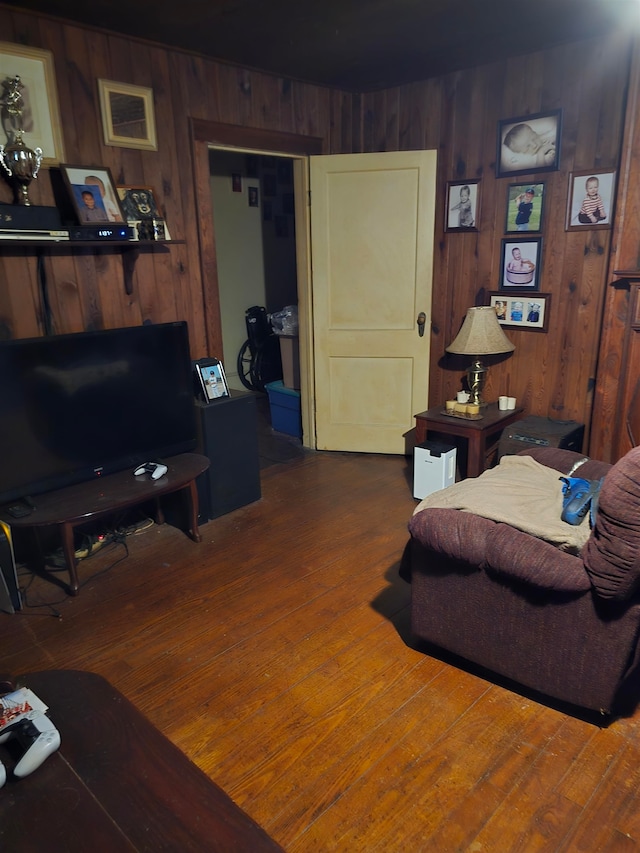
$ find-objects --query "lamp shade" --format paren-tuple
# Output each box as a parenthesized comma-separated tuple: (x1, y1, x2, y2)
(446, 306, 515, 356)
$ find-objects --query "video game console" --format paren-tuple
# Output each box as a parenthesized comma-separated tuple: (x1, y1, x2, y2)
(133, 461, 168, 480)
(0, 688, 60, 786)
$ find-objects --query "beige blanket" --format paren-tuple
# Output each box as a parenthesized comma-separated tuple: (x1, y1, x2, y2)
(413, 454, 591, 552)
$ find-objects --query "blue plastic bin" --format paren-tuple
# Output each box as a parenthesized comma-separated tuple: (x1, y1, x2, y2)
(264, 380, 302, 437)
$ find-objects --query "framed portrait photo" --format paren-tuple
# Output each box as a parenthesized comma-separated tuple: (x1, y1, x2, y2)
(195, 358, 230, 402)
(566, 169, 616, 231)
(497, 110, 561, 178)
(98, 79, 157, 151)
(117, 186, 161, 220)
(445, 180, 480, 232)
(489, 291, 551, 332)
(60, 164, 125, 224)
(499, 237, 542, 290)
(0, 41, 66, 165)
(505, 182, 545, 234)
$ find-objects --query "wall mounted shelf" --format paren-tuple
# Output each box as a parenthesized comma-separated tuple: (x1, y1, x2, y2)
(0, 239, 185, 296)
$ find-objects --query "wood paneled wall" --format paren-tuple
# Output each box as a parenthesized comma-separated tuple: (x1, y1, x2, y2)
(360, 34, 633, 446)
(0, 5, 353, 355)
(0, 5, 636, 456)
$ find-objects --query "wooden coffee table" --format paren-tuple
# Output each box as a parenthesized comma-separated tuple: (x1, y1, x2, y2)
(0, 670, 283, 852)
(1, 453, 209, 596)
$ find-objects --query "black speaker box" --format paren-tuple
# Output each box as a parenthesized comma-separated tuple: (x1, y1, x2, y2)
(498, 416, 585, 459)
(195, 392, 261, 522)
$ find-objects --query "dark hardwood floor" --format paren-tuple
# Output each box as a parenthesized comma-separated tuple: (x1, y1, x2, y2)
(3, 448, 640, 851)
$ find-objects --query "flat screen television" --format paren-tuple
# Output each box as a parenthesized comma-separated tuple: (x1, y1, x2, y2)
(0, 322, 197, 506)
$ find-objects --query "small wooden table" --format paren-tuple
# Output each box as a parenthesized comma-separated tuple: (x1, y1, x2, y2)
(415, 403, 525, 479)
(0, 670, 284, 852)
(1, 453, 209, 595)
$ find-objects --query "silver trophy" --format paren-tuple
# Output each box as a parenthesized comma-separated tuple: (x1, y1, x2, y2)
(0, 75, 43, 206)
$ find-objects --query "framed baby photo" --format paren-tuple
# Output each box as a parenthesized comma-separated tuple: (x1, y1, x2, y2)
(499, 237, 542, 290)
(566, 169, 616, 231)
(505, 182, 545, 234)
(445, 180, 480, 232)
(489, 291, 551, 332)
(497, 109, 562, 178)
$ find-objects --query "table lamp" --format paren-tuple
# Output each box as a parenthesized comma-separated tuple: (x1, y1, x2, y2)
(445, 306, 515, 406)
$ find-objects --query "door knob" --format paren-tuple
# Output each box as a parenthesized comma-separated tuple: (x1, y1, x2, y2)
(417, 312, 426, 337)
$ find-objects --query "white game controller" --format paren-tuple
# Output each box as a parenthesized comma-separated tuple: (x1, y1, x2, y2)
(133, 461, 168, 480)
(0, 713, 61, 785)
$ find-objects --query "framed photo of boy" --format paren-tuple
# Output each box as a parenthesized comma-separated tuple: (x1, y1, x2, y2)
(195, 359, 230, 401)
(445, 180, 480, 232)
(566, 169, 616, 231)
(60, 164, 125, 224)
(505, 182, 545, 233)
(497, 110, 562, 178)
(499, 237, 542, 290)
(489, 291, 551, 332)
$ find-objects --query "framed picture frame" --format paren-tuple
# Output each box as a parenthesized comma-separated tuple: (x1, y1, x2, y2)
(566, 169, 616, 231)
(497, 110, 561, 178)
(248, 186, 259, 207)
(116, 186, 161, 220)
(0, 41, 65, 165)
(60, 164, 125, 224)
(195, 359, 230, 401)
(499, 237, 542, 290)
(505, 182, 545, 233)
(445, 180, 480, 231)
(97, 79, 157, 151)
(489, 291, 551, 332)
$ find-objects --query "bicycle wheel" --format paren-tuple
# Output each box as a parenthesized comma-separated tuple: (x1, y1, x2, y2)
(236, 339, 255, 390)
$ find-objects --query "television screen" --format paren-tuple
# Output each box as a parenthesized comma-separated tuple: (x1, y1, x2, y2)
(0, 322, 197, 505)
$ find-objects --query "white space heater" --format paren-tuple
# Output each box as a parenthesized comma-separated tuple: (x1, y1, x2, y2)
(413, 441, 457, 500)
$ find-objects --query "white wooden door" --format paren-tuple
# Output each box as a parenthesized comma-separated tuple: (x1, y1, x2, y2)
(310, 150, 436, 453)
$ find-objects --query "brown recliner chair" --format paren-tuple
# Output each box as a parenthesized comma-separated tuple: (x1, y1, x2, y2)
(405, 446, 640, 716)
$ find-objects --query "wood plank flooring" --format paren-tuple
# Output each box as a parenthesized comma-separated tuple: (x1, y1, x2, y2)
(3, 449, 640, 851)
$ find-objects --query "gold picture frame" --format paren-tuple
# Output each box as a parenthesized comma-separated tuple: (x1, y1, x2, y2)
(98, 79, 157, 151)
(0, 41, 66, 165)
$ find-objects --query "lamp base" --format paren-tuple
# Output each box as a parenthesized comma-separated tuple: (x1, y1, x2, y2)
(467, 358, 488, 407)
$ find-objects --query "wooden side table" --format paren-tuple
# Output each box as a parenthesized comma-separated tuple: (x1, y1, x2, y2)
(414, 403, 525, 479)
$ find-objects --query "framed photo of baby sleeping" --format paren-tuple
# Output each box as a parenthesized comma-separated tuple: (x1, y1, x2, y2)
(497, 110, 562, 178)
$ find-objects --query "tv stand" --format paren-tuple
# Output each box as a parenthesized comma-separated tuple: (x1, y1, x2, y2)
(1, 453, 209, 596)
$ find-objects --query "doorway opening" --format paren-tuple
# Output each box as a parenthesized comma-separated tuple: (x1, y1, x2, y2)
(208, 148, 299, 393)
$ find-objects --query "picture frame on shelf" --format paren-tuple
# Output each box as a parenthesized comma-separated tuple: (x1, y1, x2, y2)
(497, 109, 561, 178)
(489, 291, 551, 332)
(116, 185, 170, 240)
(499, 237, 542, 290)
(59, 164, 125, 224)
(505, 182, 545, 233)
(195, 359, 230, 402)
(98, 79, 157, 151)
(445, 180, 480, 231)
(566, 169, 616, 230)
(0, 41, 66, 165)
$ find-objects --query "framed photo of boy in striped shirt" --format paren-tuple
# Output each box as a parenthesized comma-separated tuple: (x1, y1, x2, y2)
(566, 169, 616, 231)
